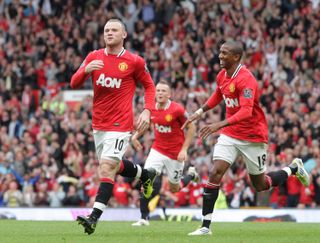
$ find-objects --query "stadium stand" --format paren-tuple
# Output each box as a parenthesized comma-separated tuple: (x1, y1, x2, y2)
(0, 0, 319, 209)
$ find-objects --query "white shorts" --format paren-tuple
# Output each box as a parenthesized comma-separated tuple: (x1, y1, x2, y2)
(93, 130, 131, 162)
(144, 149, 184, 184)
(213, 134, 268, 175)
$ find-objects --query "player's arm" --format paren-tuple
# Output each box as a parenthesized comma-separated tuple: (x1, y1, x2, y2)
(181, 89, 223, 129)
(131, 129, 146, 151)
(178, 119, 196, 162)
(70, 52, 103, 89)
(134, 56, 156, 133)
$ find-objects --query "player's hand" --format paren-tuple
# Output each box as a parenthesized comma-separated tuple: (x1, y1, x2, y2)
(181, 113, 200, 130)
(85, 60, 104, 74)
(199, 123, 221, 140)
(131, 134, 143, 151)
(177, 149, 188, 162)
(136, 109, 151, 133)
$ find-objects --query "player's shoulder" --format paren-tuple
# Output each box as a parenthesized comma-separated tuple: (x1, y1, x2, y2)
(238, 66, 256, 80)
(86, 48, 104, 59)
(170, 101, 185, 112)
(171, 101, 184, 109)
(122, 50, 145, 63)
(236, 66, 257, 85)
(89, 48, 104, 56)
(216, 69, 226, 83)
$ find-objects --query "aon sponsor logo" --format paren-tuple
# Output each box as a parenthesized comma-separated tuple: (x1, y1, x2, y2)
(223, 95, 239, 108)
(155, 124, 172, 133)
(96, 74, 122, 88)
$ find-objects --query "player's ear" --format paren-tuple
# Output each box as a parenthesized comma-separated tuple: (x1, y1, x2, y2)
(234, 54, 241, 62)
(122, 31, 127, 39)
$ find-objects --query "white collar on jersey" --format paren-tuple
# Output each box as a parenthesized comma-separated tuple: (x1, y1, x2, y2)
(225, 63, 243, 79)
(156, 99, 171, 110)
(104, 47, 126, 57)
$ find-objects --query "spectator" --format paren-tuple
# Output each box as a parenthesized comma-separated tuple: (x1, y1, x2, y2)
(48, 182, 65, 207)
(62, 184, 81, 206)
(3, 180, 23, 207)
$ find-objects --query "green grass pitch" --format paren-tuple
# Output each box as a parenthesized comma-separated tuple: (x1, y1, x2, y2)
(0, 220, 319, 243)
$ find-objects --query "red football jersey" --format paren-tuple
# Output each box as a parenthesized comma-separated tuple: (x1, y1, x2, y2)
(206, 65, 268, 143)
(151, 101, 188, 160)
(70, 48, 155, 132)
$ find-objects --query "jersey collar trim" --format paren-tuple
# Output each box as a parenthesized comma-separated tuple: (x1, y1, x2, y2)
(225, 63, 243, 79)
(231, 63, 242, 79)
(156, 100, 171, 110)
(104, 47, 126, 57)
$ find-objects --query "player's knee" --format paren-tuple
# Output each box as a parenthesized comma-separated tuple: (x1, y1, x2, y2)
(169, 186, 180, 193)
(99, 159, 118, 178)
(169, 183, 180, 193)
(252, 183, 266, 192)
(209, 167, 225, 183)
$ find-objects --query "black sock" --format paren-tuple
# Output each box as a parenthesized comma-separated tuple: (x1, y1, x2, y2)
(288, 163, 298, 174)
(119, 159, 149, 182)
(162, 206, 167, 220)
(92, 181, 114, 219)
(140, 196, 150, 219)
(181, 174, 193, 187)
(119, 159, 138, 177)
(202, 187, 219, 228)
(140, 168, 149, 182)
(267, 170, 288, 187)
(91, 208, 103, 219)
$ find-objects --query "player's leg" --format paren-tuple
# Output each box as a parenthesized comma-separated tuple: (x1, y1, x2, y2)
(249, 159, 310, 191)
(76, 131, 128, 234)
(132, 149, 163, 226)
(165, 160, 199, 193)
(132, 176, 162, 226)
(189, 135, 237, 236)
(241, 143, 310, 192)
(77, 157, 118, 234)
(117, 159, 157, 198)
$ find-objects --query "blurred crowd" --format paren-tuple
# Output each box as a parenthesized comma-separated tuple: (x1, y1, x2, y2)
(0, 0, 320, 209)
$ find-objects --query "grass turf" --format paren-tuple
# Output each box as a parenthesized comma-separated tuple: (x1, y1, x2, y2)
(0, 220, 319, 243)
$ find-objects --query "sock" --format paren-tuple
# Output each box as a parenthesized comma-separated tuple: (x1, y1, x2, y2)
(162, 206, 167, 220)
(181, 174, 193, 188)
(288, 163, 298, 174)
(140, 196, 150, 220)
(91, 178, 114, 219)
(118, 159, 141, 178)
(202, 182, 220, 229)
(140, 168, 150, 183)
(266, 170, 288, 187)
(118, 159, 150, 181)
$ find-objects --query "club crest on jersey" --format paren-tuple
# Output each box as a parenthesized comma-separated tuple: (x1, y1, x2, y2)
(118, 62, 128, 72)
(229, 83, 235, 93)
(165, 114, 173, 122)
